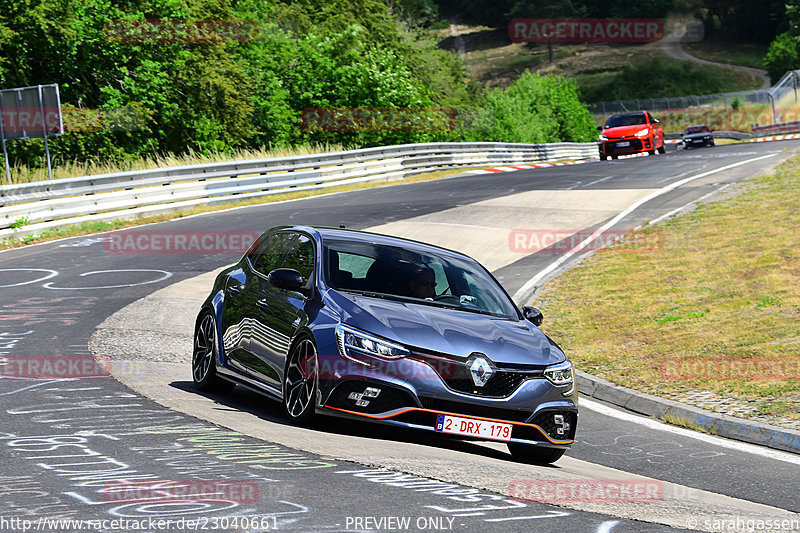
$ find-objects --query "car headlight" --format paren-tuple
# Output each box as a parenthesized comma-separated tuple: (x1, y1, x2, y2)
(544, 360, 574, 386)
(634, 128, 649, 137)
(336, 324, 410, 364)
(598, 134, 608, 141)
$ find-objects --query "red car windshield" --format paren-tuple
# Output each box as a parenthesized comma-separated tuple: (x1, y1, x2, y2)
(605, 114, 647, 128)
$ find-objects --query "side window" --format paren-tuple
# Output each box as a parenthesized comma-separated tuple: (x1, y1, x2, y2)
(252, 233, 295, 275)
(427, 262, 449, 295)
(280, 234, 315, 281)
(338, 251, 374, 279)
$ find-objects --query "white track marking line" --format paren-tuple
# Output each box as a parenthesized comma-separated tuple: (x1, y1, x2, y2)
(596, 520, 621, 533)
(640, 183, 733, 229)
(512, 152, 778, 302)
(581, 398, 800, 466)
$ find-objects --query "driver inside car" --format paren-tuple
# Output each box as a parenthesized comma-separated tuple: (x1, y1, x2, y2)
(409, 265, 436, 299)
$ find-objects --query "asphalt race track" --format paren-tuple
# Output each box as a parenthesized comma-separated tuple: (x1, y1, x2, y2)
(1, 142, 799, 533)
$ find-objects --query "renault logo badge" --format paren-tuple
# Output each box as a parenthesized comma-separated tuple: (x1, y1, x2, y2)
(469, 355, 494, 387)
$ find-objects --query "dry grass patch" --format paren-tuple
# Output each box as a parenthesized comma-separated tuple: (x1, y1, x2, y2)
(533, 155, 800, 421)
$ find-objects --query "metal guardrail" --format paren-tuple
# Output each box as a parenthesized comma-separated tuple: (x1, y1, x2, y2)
(664, 130, 752, 140)
(0, 142, 599, 238)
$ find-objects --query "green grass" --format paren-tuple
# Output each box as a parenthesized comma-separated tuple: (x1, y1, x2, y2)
(533, 155, 800, 423)
(435, 25, 763, 100)
(683, 38, 767, 71)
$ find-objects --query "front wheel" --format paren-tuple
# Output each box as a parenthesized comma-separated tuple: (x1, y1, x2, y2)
(657, 143, 666, 154)
(507, 442, 566, 464)
(192, 311, 235, 393)
(283, 337, 318, 424)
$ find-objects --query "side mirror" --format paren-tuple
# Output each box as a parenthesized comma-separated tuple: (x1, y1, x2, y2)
(522, 306, 543, 327)
(653, 118, 660, 124)
(267, 268, 304, 292)
(596, 125, 603, 131)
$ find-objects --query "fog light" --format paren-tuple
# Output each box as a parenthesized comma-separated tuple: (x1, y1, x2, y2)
(554, 414, 570, 436)
(348, 386, 382, 407)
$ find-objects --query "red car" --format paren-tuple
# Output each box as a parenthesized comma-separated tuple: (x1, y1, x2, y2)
(598, 111, 665, 160)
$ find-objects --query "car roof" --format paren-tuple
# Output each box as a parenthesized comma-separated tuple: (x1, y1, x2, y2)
(287, 225, 475, 261)
(610, 111, 647, 118)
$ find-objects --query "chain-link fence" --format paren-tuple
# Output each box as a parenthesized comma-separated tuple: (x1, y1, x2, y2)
(588, 70, 800, 123)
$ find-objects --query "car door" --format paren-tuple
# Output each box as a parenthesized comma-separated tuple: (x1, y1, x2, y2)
(249, 232, 315, 390)
(226, 231, 295, 381)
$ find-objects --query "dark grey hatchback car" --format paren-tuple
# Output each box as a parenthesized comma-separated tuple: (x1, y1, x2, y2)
(192, 225, 578, 464)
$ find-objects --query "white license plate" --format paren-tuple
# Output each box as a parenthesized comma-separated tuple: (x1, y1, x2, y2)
(616, 141, 630, 147)
(435, 414, 513, 441)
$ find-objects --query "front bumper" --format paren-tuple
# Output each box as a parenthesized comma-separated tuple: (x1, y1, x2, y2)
(315, 352, 578, 448)
(599, 136, 652, 156)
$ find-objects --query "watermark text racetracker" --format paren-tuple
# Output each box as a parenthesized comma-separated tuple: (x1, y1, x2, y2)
(662, 357, 800, 382)
(509, 229, 663, 254)
(0, 355, 111, 379)
(104, 231, 260, 255)
(105, 20, 259, 43)
(509, 479, 664, 504)
(301, 107, 456, 132)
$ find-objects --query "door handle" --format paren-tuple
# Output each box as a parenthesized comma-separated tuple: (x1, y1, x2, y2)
(256, 298, 270, 309)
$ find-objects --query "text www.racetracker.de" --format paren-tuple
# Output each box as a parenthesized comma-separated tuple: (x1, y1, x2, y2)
(0, 516, 279, 531)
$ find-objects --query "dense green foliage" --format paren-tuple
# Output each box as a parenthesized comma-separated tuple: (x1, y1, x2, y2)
(700, 0, 787, 44)
(467, 72, 596, 143)
(0, 0, 598, 171)
(764, 1, 800, 83)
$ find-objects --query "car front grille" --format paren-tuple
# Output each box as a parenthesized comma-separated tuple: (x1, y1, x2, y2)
(410, 349, 543, 398)
(419, 397, 531, 422)
(604, 138, 643, 154)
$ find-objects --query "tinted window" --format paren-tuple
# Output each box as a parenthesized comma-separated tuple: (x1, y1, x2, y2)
(324, 239, 519, 319)
(281, 234, 315, 281)
(605, 113, 646, 128)
(252, 232, 295, 275)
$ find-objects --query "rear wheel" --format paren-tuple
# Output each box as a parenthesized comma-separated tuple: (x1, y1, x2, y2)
(283, 337, 318, 424)
(192, 311, 235, 393)
(507, 442, 566, 464)
(611, 155, 618, 160)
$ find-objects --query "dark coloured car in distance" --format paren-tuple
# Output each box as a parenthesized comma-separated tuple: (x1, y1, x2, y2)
(598, 111, 666, 160)
(682, 124, 715, 148)
(191, 225, 578, 464)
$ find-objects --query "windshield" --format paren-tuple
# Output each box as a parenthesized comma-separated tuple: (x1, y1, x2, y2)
(323, 239, 520, 320)
(686, 125, 710, 133)
(605, 113, 647, 128)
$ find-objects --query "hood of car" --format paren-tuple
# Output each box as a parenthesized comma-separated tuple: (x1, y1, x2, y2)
(602, 125, 651, 138)
(324, 289, 564, 366)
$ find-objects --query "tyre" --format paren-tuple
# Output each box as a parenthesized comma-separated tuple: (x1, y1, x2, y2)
(192, 311, 235, 393)
(648, 148, 656, 155)
(507, 442, 566, 464)
(657, 143, 666, 154)
(611, 155, 618, 160)
(283, 336, 318, 424)
(600, 155, 608, 161)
